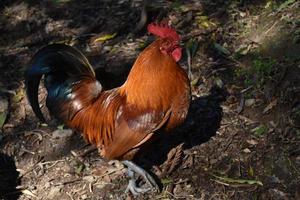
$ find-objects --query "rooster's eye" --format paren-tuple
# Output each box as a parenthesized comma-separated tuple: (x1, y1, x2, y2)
(159, 47, 168, 55)
(163, 41, 171, 47)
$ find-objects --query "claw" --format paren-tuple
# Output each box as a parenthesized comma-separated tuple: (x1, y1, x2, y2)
(122, 160, 159, 196)
(125, 179, 151, 196)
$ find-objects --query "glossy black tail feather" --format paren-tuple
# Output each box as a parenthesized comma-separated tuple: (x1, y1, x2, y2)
(25, 44, 97, 123)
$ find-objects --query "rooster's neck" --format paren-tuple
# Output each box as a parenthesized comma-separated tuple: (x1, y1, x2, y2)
(119, 40, 187, 111)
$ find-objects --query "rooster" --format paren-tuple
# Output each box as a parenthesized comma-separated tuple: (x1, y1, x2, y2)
(25, 23, 191, 195)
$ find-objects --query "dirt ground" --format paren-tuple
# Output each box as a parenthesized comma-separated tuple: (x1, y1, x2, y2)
(0, 0, 299, 199)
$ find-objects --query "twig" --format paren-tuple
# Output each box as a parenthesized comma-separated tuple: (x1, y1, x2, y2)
(66, 192, 75, 200)
(238, 115, 256, 124)
(174, 178, 189, 185)
(71, 146, 97, 163)
(89, 182, 93, 193)
(133, 0, 148, 34)
(32, 129, 51, 135)
(40, 159, 65, 165)
(0, 88, 16, 95)
(235, 94, 245, 114)
(186, 47, 192, 79)
(224, 132, 238, 152)
(182, 29, 215, 41)
(213, 179, 258, 188)
(165, 191, 176, 199)
(213, 179, 230, 186)
(264, 21, 280, 36)
(207, 68, 227, 77)
(21, 148, 36, 155)
(41, 159, 65, 170)
(79, 146, 98, 157)
(18, 157, 43, 179)
(220, 120, 238, 129)
(97, 166, 125, 178)
(54, 178, 82, 186)
(240, 86, 253, 93)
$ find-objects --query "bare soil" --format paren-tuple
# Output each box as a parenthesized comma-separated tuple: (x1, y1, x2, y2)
(0, 0, 299, 199)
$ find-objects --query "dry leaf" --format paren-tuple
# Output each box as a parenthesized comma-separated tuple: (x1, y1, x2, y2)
(246, 139, 258, 145)
(21, 189, 37, 198)
(263, 99, 278, 114)
(0, 96, 8, 128)
(161, 143, 184, 177)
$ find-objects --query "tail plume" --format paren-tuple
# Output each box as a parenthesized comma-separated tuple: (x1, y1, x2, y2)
(25, 44, 101, 123)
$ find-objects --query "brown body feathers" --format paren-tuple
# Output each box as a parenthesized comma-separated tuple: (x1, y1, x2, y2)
(67, 38, 190, 160)
(26, 23, 190, 161)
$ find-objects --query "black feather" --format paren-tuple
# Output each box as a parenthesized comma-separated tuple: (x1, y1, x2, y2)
(25, 44, 100, 123)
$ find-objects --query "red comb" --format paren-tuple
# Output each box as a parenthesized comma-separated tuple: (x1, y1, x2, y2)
(147, 23, 180, 41)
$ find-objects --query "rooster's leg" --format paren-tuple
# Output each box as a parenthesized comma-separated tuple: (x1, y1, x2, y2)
(122, 160, 159, 195)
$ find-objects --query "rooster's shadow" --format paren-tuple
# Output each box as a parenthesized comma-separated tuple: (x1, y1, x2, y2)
(135, 85, 228, 173)
(0, 152, 21, 200)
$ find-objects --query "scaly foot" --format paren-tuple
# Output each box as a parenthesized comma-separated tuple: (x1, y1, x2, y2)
(122, 160, 159, 196)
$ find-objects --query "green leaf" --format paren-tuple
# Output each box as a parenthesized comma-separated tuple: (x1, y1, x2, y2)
(57, 124, 65, 130)
(214, 77, 224, 88)
(13, 88, 25, 103)
(0, 112, 7, 129)
(186, 39, 199, 58)
(214, 43, 230, 55)
(75, 163, 85, 175)
(265, 1, 273, 9)
(161, 178, 173, 185)
(94, 33, 117, 43)
(212, 174, 263, 186)
(195, 15, 216, 29)
(248, 166, 254, 177)
(179, 5, 193, 12)
(186, 39, 193, 50)
(296, 129, 300, 139)
(52, 0, 71, 5)
(190, 77, 200, 86)
(278, 0, 295, 10)
(171, 1, 183, 11)
(138, 42, 146, 50)
(235, 44, 252, 56)
(252, 125, 268, 137)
